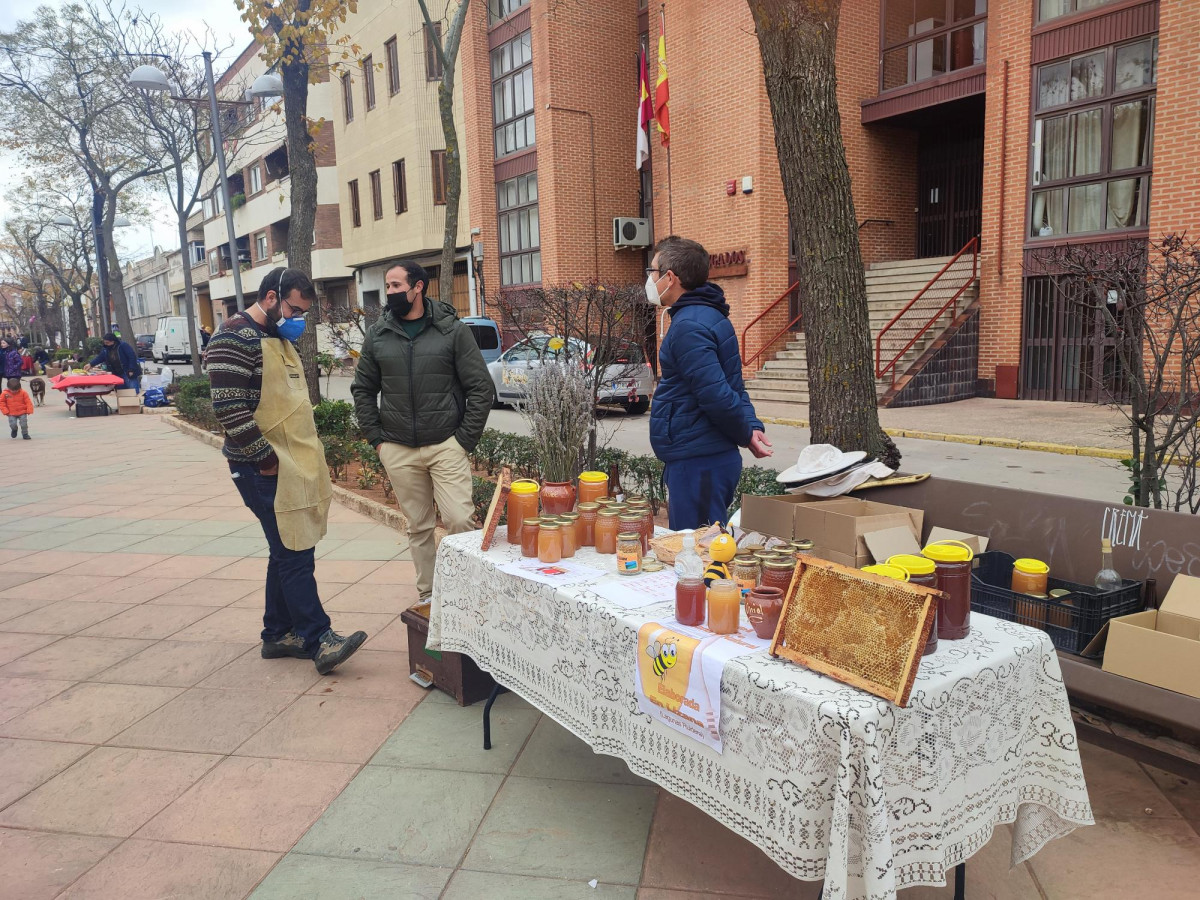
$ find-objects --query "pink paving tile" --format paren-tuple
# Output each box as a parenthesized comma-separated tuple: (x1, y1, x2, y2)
(169, 606, 269, 642)
(360, 559, 418, 584)
(54, 504, 122, 518)
(641, 793, 810, 897)
(92, 575, 194, 603)
(78, 604, 216, 640)
(198, 648, 322, 694)
(0, 632, 60, 667)
(0, 601, 134, 636)
(0, 827, 118, 900)
(109, 687, 296, 754)
(0, 596, 54, 624)
(147, 578, 259, 607)
(56, 838, 279, 900)
(0, 550, 97, 574)
(0, 573, 119, 602)
(1078, 741, 1181, 822)
(314, 558, 387, 583)
(142, 555, 229, 580)
(0, 676, 75, 724)
(0, 549, 34, 564)
(0, 635, 153, 680)
(304, 650, 424, 701)
(0, 682, 181, 743)
(95, 640, 255, 688)
(1143, 763, 1200, 827)
(0, 746, 220, 836)
(323, 582, 420, 615)
(138, 756, 358, 850)
(0, 571, 47, 593)
(206, 557, 269, 581)
(236, 694, 412, 763)
(59, 553, 170, 578)
(364, 616, 411, 652)
(0, 737, 93, 808)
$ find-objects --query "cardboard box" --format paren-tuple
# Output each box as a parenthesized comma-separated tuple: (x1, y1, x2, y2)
(117, 395, 142, 415)
(1098, 574, 1200, 699)
(740, 495, 923, 568)
(115, 389, 137, 398)
(44, 366, 62, 377)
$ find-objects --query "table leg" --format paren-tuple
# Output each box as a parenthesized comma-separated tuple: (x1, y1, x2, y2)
(815, 862, 964, 899)
(482, 683, 508, 750)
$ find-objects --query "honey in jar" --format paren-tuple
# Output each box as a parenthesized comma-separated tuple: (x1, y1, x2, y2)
(576, 502, 600, 547)
(1011, 558, 1049, 596)
(506, 480, 540, 544)
(595, 509, 621, 554)
(520, 517, 541, 558)
(923, 540, 973, 640)
(732, 554, 760, 597)
(760, 558, 796, 594)
(618, 513, 645, 554)
(617, 531, 642, 575)
(886, 554, 939, 655)
(675, 576, 706, 626)
(577, 470, 609, 505)
(707, 579, 741, 635)
(538, 522, 562, 563)
(557, 514, 579, 558)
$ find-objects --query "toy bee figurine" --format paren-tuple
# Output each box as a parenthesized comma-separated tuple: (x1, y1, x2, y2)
(703, 527, 738, 588)
(646, 638, 678, 679)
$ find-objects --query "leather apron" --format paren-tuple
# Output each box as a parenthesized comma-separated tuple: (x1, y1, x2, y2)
(253, 337, 332, 551)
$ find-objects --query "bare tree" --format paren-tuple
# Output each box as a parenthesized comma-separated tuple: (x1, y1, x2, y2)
(1036, 235, 1200, 512)
(748, 0, 899, 467)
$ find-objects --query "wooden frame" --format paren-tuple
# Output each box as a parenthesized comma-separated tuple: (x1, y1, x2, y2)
(480, 467, 512, 551)
(769, 557, 939, 707)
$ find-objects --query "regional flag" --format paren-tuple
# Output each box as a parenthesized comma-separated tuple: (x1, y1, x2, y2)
(637, 49, 652, 169)
(654, 33, 670, 147)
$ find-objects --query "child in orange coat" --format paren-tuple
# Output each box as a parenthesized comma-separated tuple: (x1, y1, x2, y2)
(0, 377, 33, 440)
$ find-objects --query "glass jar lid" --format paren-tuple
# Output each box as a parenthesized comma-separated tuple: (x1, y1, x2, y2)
(522, 517, 542, 526)
(617, 531, 641, 540)
(540, 522, 560, 531)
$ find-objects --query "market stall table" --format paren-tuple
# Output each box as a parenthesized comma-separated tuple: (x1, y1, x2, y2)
(50, 372, 125, 409)
(428, 532, 1093, 900)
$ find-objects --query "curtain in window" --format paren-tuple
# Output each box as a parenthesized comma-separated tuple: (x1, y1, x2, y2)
(1071, 108, 1102, 177)
(1039, 0, 1070, 20)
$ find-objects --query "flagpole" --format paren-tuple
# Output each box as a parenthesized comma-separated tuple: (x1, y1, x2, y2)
(661, 4, 673, 234)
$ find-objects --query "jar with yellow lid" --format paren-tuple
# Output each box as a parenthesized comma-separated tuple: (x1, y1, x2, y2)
(922, 540, 973, 640)
(617, 531, 642, 575)
(506, 480, 540, 544)
(1011, 558, 1049, 596)
(577, 470, 609, 505)
(887, 553, 939, 655)
(861, 563, 910, 581)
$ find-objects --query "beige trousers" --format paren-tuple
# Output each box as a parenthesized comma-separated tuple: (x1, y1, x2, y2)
(379, 435, 475, 599)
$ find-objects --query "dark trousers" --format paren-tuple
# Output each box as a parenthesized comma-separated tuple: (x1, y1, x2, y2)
(664, 447, 743, 531)
(230, 463, 331, 653)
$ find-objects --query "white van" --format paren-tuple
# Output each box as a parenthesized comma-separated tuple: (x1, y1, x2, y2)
(153, 316, 192, 363)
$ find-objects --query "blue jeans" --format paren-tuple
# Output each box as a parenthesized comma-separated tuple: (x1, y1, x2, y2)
(664, 447, 743, 531)
(230, 463, 331, 653)
(122, 376, 142, 394)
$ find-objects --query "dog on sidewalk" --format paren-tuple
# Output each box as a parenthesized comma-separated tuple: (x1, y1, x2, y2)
(29, 378, 45, 407)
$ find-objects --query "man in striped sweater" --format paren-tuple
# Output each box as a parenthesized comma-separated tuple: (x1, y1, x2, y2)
(208, 267, 366, 675)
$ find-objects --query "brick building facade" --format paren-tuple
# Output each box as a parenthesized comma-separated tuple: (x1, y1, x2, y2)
(462, 0, 1198, 403)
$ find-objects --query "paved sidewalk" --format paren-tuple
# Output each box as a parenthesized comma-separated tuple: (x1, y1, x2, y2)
(1, 405, 1198, 899)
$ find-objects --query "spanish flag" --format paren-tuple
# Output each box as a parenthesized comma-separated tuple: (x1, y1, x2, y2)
(654, 33, 670, 148)
(637, 49, 652, 170)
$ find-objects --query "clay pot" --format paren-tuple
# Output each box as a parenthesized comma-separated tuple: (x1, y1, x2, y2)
(745, 585, 785, 640)
(540, 480, 576, 516)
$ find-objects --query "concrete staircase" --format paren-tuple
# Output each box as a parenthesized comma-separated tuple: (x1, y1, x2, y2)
(745, 256, 978, 405)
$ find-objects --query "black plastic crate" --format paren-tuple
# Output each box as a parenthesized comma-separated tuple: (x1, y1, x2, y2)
(970, 550, 1143, 654)
(74, 397, 111, 418)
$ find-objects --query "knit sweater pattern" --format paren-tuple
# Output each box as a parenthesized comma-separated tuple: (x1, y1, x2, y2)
(206, 312, 279, 470)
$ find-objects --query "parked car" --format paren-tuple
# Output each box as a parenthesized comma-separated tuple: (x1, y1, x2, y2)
(462, 316, 503, 364)
(135, 334, 155, 359)
(488, 334, 654, 414)
(153, 316, 191, 363)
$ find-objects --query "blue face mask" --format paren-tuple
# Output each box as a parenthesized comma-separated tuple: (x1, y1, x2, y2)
(276, 315, 306, 342)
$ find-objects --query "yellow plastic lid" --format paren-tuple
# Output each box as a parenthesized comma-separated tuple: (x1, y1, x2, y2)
(922, 540, 973, 563)
(1014, 558, 1049, 575)
(887, 554, 936, 576)
(861, 564, 910, 581)
(510, 480, 540, 495)
(579, 471, 608, 484)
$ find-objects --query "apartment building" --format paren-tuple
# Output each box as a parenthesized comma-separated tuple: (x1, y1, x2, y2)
(330, 0, 473, 316)
(169, 211, 213, 332)
(461, 0, 1198, 405)
(122, 248, 173, 339)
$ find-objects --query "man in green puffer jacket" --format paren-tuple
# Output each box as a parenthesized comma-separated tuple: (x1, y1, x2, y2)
(351, 260, 495, 599)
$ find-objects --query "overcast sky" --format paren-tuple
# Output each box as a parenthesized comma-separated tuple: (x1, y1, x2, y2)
(1, 0, 251, 260)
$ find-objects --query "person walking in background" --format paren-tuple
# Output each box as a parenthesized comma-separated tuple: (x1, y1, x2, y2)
(32, 346, 49, 374)
(200, 324, 212, 349)
(86, 333, 142, 392)
(647, 236, 773, 530)
(0, 338, 22, 382)
(1, 377, 33, 440)
(208, 266, 367, 675)
(351, 259, 494, 602)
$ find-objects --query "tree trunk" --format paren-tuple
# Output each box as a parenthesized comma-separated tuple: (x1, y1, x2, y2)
(101, 189, 134, 342)
(68, 293, 87, 348)
(174, 164, 203, 375)
(749, 0, 898, 467)
(438, 78, 460, 304)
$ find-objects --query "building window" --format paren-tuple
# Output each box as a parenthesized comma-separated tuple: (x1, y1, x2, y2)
(393, 159, 407, 214)
(249, 164, 262, 194)
(385, 36, 400, 95)
(363, 55, 376, 110)
(188, 241, 206, 266)
(491, 29, 534, 159)
(431, 150, 447, 205)
(497, 172, 540, 286)
(425, 22, 443, 80)
(209, 251, 220, 276)
(349, 179, 361, 227)
(256, 232, 268, 261)
(1030, 36, 1156, 239)
(341, 72, 354, 123)
(880, 0, 987, 93)
(369, 169, 383, 220)
(1038, 0, 1122, 23)
(489, 0, 530, 25)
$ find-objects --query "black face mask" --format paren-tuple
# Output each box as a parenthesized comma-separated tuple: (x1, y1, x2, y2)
(386, 290, 413, 318)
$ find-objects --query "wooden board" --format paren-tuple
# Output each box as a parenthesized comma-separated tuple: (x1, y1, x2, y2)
(480, 467, 512, 551)
(769, 557, 938, 706)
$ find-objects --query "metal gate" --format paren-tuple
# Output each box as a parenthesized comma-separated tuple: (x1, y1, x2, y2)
(1019, 275, 1134, 403)
(917, 134, 984, 259)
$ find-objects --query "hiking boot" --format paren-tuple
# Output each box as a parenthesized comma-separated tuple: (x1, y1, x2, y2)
(261, 631, 310, 660)
(22, 434, 30, 440)
(9, 427, 15, 438)
(313, 628, 367, 675)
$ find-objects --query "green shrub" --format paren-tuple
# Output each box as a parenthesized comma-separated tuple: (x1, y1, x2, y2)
(321, 435, 355, 481)
(472, 475, 499, 526)
(174, 376, 221, 431)
(53, 349, 75, 362)
(84, 336, 103, 356)
(313, 399, 358, 439)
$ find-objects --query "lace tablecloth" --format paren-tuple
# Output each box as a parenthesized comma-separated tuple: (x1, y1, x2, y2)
(428, 533, 1093, 900)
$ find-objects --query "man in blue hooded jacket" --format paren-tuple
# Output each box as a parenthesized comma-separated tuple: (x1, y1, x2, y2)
(647, 236, 773, 530)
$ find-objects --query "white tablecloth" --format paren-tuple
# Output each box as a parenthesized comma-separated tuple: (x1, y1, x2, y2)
(428, 533, 1093, 900)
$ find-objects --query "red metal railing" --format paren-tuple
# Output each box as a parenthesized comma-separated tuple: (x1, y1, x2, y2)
(875, 237, 979, 386)
(741, 280, 801, 371)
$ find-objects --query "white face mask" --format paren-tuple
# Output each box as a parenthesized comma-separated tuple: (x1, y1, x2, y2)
(645, 272, 664, 307)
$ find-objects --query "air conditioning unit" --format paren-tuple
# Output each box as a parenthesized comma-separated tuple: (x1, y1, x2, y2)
(613, 217, 651, 249)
